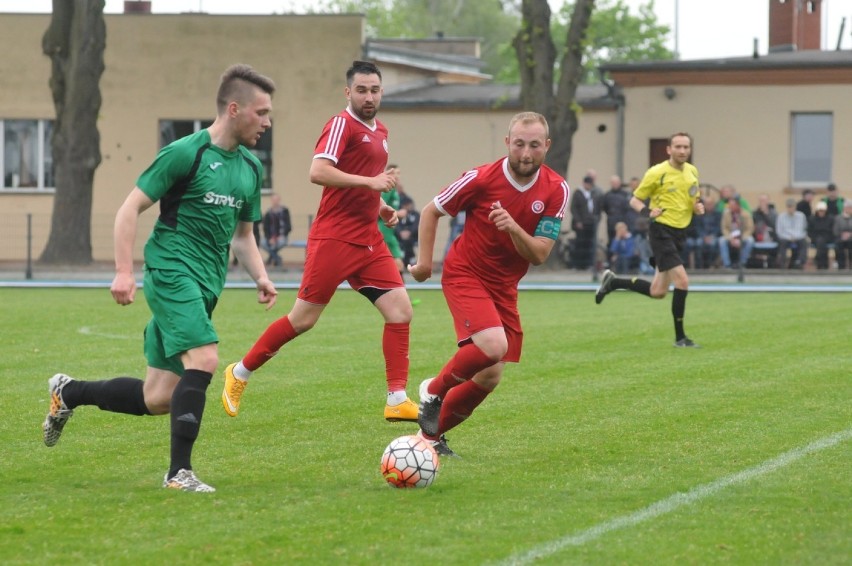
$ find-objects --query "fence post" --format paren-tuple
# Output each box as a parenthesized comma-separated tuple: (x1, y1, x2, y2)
(25, 213, 33, 280)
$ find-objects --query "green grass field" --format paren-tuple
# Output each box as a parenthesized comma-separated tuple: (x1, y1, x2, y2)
(2, 287, 850, 565)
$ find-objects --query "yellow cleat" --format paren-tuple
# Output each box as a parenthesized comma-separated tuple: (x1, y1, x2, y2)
(384, 397, 419, 422)
(222, 363, 248, 417)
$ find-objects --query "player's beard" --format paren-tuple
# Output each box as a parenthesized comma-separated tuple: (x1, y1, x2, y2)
(353, 103, 377, 122)
(509, 159, 540, 181)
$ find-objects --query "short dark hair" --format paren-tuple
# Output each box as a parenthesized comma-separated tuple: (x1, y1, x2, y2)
(216, 64, 276, 113)
(668, 132, 692, 146)
(346, 60, 381, 86)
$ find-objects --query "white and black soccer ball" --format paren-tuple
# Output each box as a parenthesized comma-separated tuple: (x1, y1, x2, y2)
(380, 435, 440, 488)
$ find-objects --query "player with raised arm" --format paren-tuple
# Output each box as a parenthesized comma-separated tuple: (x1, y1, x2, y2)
(409, 111, 569, 455)
(222, 61, 419, 422)
(594, 132, 705, 347)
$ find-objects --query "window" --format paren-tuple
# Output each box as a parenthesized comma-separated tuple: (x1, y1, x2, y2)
(1, 119, 54, 191)
(159, 119, 272, 189)
(791, 113, 832, 187)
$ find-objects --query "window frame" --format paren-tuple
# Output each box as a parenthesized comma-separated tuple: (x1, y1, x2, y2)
(790, 112, 833, 189)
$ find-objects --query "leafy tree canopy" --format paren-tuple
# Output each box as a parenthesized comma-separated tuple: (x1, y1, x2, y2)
(314, 0, 672, 83)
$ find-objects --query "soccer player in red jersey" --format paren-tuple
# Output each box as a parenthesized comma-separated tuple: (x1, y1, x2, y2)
(222, 61, 419, 422)
(409, 112, 569, 455)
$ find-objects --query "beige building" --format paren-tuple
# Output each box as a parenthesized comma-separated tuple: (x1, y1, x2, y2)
(2, 0, 851, 265)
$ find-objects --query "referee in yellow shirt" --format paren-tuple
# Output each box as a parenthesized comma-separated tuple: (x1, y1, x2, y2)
(595, 132, 704, 348)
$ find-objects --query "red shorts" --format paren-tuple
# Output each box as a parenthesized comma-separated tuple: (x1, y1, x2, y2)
(442, 270, 523, 363)
(299, 238, 403, 305)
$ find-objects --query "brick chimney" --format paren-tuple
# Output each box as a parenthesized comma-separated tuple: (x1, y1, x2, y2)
(769, 0, 822, 52)
(124, 1, 152, 14)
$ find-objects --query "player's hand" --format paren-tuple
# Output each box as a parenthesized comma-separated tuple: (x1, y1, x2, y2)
(407, 262, 432, 282)
(111, 271, 136, 306)
(370, 170, 398, 193)
(694, 201, 705, 215)
(256, 278, 278, 311)
(488, 201, 516, 233)
(380, 205, 399, 228)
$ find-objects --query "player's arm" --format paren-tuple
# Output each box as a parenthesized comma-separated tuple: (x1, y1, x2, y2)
(309, 157, 397, 192)
(489, 202, 556, 266)
(111, 187, 154, 306)
(408, 200, 443, 282)
(630, 195, 664, 219)
(232, 221, 277, 310)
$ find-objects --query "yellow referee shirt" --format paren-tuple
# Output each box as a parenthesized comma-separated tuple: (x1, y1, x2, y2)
(634, 160, 700, 229)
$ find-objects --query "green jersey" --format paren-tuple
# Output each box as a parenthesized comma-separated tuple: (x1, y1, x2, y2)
(378, 187, 400, 241)
(634, 160, 700, 229)
(137, 129, 263, 294)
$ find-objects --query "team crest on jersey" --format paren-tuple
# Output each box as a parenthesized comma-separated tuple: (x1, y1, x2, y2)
(688, 184, 700, 197)
(382, 139, 388, 153)
(531, 200, 545, 213)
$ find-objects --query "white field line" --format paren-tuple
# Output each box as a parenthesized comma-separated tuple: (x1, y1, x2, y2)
(78, 326, 133, 340)
(494, 428, 852, 566)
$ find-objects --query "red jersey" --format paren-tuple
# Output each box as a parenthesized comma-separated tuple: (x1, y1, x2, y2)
(437, 157, 569, 286)
(309, 107, 389, 246)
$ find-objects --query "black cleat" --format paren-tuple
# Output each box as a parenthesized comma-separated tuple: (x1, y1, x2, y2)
(595, 269, 615, 305)
(431, 434, 459, 458)
(418, 378, 443, 437)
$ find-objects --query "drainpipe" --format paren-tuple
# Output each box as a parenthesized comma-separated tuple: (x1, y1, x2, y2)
(599, 70, 625, 179)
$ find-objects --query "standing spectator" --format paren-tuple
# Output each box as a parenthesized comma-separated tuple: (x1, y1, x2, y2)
(608, 221, 637, 273)
(396, 197, 420, 268)
(261, 192, 291, 268)
(823, 183, 844, 217)
(409, 111, 568, 456)
(719, 196, 755, 269)
(595, 132, 705, 348)
(808, 201, 835, 269)
(443, 210, 466, 260)
(797, 188, 815, 220)
(775, 198, 809, 269)
(41, 64, 278, 492)
(570, 175, 597, 270)
(833, 200, 852, 269)
(716, 184, 751, 213)
(601, 174, 632, 248)
(221, 60, 419, 424)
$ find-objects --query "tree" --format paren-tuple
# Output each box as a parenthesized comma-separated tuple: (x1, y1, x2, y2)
(315, 0, 520, 81)
(554, 0, 672, 83)
(40, 0, 106, 264)
(514, 0, 594, 178)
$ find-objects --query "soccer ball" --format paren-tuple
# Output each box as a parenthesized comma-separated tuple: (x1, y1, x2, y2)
(380, 435, 440, 488)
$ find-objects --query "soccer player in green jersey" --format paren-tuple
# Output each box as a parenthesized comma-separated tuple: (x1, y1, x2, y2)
(595, 132, 705, 348)
(41, 64, 279, 492)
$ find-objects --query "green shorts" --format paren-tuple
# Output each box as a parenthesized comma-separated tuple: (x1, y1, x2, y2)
(142, 268, 219, 374)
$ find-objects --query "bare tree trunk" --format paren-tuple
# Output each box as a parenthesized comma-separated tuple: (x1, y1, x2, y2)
(513, 0, 555, 119)
(513, 0, 595, 179)
(549, 0, 595, 179)
(40, 0, 105, 264)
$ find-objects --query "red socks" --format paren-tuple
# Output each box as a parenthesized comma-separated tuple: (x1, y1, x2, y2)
(437, 379, 490, 435)
(242, 317, 298, 371)
(383, 322, 410, 392)
(429, 343, 495, 398)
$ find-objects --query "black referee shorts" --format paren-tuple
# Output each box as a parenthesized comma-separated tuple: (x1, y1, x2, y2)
(649, 222, 687, 272)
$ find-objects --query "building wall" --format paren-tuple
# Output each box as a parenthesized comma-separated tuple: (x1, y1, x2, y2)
(619, 82, 852, 206)
(0, 13, 364, 263)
